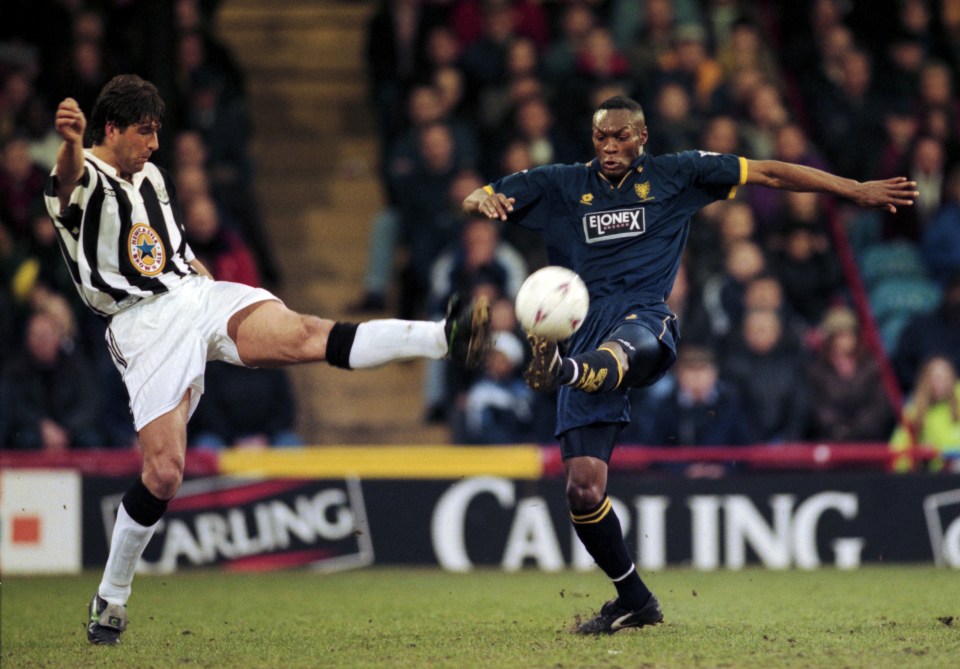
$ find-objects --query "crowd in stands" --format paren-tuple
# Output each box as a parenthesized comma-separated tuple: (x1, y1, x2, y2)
(352, 0, 960, 467)
(3, 0, 960, 469)
(0, 0, 299, 451)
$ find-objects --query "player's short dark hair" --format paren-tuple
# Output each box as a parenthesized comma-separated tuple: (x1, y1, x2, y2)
(89, 74, 165, 145)
(596, 95, 644, 117)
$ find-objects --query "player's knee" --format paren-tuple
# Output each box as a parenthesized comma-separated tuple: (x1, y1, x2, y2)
(566, 480, 604, 512)
(143, 452, 185, 500)
(609, 324, 664, 384)
(293, 314, 333, 362)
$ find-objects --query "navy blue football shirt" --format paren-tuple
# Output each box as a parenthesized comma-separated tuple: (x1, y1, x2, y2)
(487, 151, 746, 304)
(488, 150, 747, 436)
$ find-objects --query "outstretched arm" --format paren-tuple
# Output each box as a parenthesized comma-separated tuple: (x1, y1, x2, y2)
(53, 98, 87, 211)
(745, 159, 918, 214)
(463, 186, 515, 221)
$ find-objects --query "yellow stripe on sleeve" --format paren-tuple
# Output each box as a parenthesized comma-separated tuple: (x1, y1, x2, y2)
(727, 156, 749, 199)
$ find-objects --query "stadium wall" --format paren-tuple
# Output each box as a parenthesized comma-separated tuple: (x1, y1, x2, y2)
(3, 447, 959, 574)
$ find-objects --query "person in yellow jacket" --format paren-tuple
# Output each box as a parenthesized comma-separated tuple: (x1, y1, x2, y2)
(891, 355, 960, 472)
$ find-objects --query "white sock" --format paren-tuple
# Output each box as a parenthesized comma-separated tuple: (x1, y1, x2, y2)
(348, 319, 447, 369)
(98, 503, 159, 605)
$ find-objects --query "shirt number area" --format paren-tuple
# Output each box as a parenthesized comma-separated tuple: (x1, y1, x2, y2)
(582, 206, 646, 243)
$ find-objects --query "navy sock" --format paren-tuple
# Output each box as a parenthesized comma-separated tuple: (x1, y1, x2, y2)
(571, 495, 651, 609)
(561, 347, 623, 393)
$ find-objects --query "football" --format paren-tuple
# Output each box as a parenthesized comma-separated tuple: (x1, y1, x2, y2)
(514, 266, 589, 341)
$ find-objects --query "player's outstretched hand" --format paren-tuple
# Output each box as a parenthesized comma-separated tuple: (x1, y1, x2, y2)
(479, 192, 515, 221)
(55, 98, 86, 145)
(852, 177, 919, 214)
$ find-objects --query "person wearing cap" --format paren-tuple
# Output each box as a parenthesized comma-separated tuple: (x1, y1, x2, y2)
(806, 305, 895, 442)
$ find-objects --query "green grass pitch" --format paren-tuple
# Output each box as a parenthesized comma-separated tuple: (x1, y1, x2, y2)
(2, 566, 958, 668)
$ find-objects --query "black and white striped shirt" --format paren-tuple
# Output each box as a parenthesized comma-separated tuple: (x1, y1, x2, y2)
(44, 151, 197, 318)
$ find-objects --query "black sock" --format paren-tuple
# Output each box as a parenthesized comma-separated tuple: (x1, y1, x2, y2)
(561, 347, 623, 393)
(571, 495, 651, 610)
(326, 322, 359, 369)
(121, 477, 169, 527)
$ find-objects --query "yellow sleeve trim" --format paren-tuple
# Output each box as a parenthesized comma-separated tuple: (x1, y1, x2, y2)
(483, 184, 495, 195)
(727, 156, 749, 199)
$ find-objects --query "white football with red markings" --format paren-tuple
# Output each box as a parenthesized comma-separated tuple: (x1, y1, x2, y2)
(514, 266, 590, 341)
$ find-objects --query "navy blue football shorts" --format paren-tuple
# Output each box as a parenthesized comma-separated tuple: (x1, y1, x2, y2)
(555, 296, 678, 442)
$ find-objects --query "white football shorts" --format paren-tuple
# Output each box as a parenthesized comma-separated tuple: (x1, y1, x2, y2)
(105, 276, 280, 431)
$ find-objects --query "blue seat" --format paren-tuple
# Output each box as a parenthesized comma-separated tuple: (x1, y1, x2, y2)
(859, 241, 929, 288)
(868, 277, 942, 322)
(877, 311, 915, 353)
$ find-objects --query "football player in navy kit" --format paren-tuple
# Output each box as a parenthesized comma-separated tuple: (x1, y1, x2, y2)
(463, 95, 918, 634)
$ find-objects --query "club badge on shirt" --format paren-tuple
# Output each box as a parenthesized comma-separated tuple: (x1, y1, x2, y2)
(128, 223, 166, 276)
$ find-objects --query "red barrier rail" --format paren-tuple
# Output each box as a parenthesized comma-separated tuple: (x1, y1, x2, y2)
(0, 448, 220, 477)
(540, 443, 941, 477)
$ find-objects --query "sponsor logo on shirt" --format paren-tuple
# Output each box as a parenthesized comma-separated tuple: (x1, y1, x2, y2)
(128, 223, 166, 276)
(582, 206, 646, 243)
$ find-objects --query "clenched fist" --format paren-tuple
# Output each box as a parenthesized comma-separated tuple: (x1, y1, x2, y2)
(55, 98, 86, 145)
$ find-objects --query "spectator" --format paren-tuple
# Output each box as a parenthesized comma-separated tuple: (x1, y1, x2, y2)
(874, 102, 920, 181)
(747, 123, 831, 236)
(477, 35, 541, 133)
(647, 81, 698, 154)
(456, 330, 535, 444)
(365, 0, 447, 151)
(542, 2, 597, 88)
(499, 95, 577, 169)
(768, 217, 845, 326)
(739, 81, 790, 160)
(427, 215, 527, 324)
(887, 134, 948, 241)
(460, 0, 519, 94)
(806, 305, 895, 441)
(716, 17, 781, 89)
(893, 273, 960, 392)
(183, 195, 261, 287)
(0, 134, 47, 240)
(424, 213, 526, 423)
(188, 362, 302, 449)
(723, 308, 809, 443)
(394, 121, 468, 318)
(890, 354, 960, 472)
(622, 0, 679, 85)
(921, 166, 960, 284)
(643, 344, 753, 477)
(700, 238, 768, 346)
(0, 310, 102, 450)
(742, 273, 807, 352)
(650, 344, 752, 445)
(811, 48, 886, 182)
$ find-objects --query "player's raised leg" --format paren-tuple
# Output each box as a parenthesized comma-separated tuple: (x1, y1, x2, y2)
(228, 294, 490, 369)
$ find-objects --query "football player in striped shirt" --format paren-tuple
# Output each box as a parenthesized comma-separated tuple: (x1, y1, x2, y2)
(47, 75, 490, 645)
